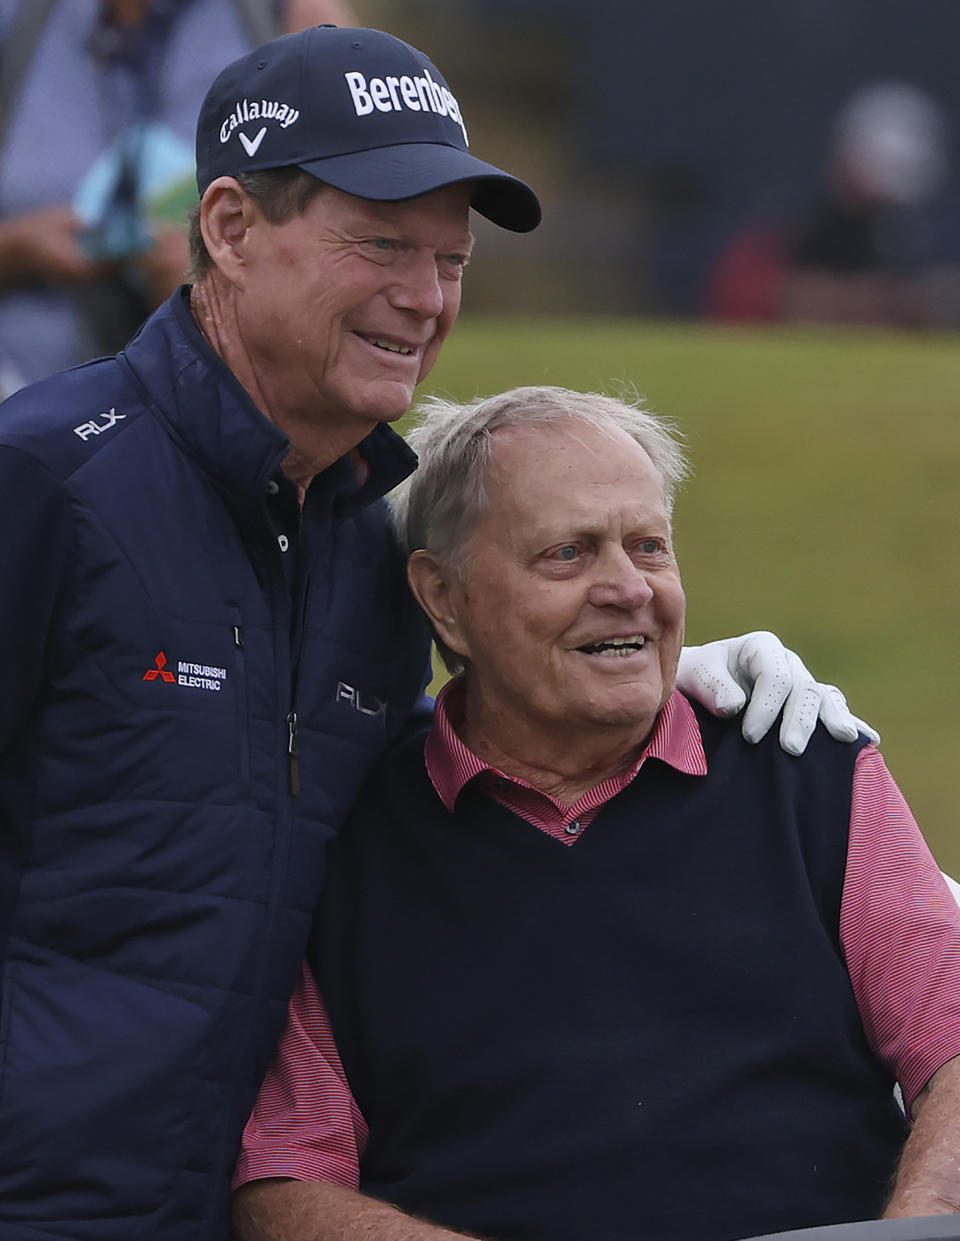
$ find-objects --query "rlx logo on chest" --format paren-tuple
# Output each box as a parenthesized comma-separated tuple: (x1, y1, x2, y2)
(336, 682, 387, 720)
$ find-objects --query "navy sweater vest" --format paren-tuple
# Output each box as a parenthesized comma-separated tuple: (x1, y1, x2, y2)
(311, 704, 908, 1241)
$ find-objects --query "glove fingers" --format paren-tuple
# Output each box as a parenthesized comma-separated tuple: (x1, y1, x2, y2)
(849, 714, 881, 746)
(740, 636, 795, 744)
(676, 644, 747, 717)
(815, 685, 858, 742)
(818, 686, 881, 745)
(776, 681, 823, 756)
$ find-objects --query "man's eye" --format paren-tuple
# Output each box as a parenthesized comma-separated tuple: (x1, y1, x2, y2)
(636, 538, 664, 556)
(369, 238, 396, 252)
(555, 545, 579, 561)
(438, 253, 469, 279)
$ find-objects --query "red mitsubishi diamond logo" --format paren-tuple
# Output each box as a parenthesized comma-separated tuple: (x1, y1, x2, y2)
(143, 651, 176, 683)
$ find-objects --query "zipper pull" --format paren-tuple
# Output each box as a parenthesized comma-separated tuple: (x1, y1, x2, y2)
(287, 711, 300, 796)
(233, 625, 244, 649)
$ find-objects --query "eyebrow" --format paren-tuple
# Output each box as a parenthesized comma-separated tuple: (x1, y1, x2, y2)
(528, 509, 670, 538)
(355, 207, 475, 252)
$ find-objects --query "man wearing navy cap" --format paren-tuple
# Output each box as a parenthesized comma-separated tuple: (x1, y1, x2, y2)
(0, 24, 873, 1241)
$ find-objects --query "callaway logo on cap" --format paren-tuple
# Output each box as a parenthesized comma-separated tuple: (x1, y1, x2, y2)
(195, 25, 541, 232)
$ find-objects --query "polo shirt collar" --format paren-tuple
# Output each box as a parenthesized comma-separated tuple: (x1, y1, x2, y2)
(425, 678, 708, 813)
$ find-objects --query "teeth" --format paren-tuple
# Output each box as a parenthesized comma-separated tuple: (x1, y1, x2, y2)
(580, 635, 646, 656)
(368, 338, 414, 355)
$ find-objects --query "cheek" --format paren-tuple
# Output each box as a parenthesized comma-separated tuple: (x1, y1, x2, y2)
(466, 600, 535, 673)
(658, 573, 686, 621)
(418, 284, 462, 381)
(674, 584, 687, 631)
(668, 585, 686, 630)
(660, 583, 687, 671)
(516, 608, 568, 673)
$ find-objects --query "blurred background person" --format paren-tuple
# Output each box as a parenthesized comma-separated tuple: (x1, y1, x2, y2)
(0, 0, 355, 399)
(708, 82, 957, 327)
(781, 82, 955, 327)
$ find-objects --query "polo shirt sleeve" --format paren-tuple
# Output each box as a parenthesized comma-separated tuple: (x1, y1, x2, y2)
(840, 745, 960, 1113)
(0, 446, 73, 757)
(232, 960, 368, 1189)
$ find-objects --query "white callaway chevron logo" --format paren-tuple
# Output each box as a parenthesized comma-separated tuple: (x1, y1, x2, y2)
(219, 98, 301, 146)
(238, 127, 267, 157)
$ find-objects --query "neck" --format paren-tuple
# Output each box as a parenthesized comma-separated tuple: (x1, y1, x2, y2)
(458, 687, 652, 807)
(190, 279, 376, 495)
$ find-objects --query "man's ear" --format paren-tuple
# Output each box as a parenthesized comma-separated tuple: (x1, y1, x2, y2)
(407, 551, 471, 661)
(199, 178, 257, 286)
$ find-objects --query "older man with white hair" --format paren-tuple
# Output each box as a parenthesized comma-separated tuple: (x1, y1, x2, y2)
(235, 386, 960, 1241)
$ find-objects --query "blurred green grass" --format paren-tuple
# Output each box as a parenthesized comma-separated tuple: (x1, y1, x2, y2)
(403, 315, 960, 873)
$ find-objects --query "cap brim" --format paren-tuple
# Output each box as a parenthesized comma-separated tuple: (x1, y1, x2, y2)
(295, 142, 541, 233)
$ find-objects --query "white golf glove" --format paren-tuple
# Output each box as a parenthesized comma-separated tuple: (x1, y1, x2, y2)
(676, 630, 880, 757)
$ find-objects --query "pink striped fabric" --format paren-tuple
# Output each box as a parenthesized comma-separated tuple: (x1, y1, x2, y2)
(842, 745, 960, 1110)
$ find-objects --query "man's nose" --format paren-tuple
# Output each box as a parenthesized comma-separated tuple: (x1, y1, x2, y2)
(587, 547, 655, 610)
(390, 253, 445, 319)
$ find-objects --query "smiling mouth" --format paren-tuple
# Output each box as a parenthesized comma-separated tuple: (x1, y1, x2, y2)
(577, 635, 647, 657)
(357, 333, 416, 356)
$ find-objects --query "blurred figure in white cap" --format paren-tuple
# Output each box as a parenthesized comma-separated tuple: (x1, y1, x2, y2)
(783, 80, 956, 327)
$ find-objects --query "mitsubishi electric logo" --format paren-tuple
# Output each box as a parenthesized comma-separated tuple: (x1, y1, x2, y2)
(219, 98, 300, 150)
(143, 651, 228, 693)
(344, 69, 468, 143)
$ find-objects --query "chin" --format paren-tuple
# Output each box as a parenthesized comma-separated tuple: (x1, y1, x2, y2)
(586, 690, 667, 731)
(364, 385, 418, 425)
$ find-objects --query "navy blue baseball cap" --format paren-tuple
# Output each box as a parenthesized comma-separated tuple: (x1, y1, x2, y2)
(196, 25, 541, 232)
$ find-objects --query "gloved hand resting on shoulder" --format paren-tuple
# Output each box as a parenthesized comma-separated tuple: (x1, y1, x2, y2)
(677, 630, 879, 757)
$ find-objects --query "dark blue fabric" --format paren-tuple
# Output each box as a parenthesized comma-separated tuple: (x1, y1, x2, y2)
(0, 287, 432, 1241)
(314, 706, 908, 1241)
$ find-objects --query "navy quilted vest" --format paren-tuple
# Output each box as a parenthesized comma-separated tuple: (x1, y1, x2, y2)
(0, 289, 431, 1240)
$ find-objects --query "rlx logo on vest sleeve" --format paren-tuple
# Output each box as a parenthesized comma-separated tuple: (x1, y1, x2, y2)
(336, 682, 387, 720)
(74, 407, 126, 440)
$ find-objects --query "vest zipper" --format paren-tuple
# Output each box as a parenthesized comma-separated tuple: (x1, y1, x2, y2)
(287, 711, 300, 796)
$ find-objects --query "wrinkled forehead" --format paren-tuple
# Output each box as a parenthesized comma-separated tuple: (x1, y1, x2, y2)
(485, 419, 663, 505)
(450, 422, 668, 567)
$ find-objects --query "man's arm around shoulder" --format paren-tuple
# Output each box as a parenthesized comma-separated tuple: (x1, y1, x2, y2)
(885, 1054, 960, 1218)
(234, 1178, 479, 1241)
